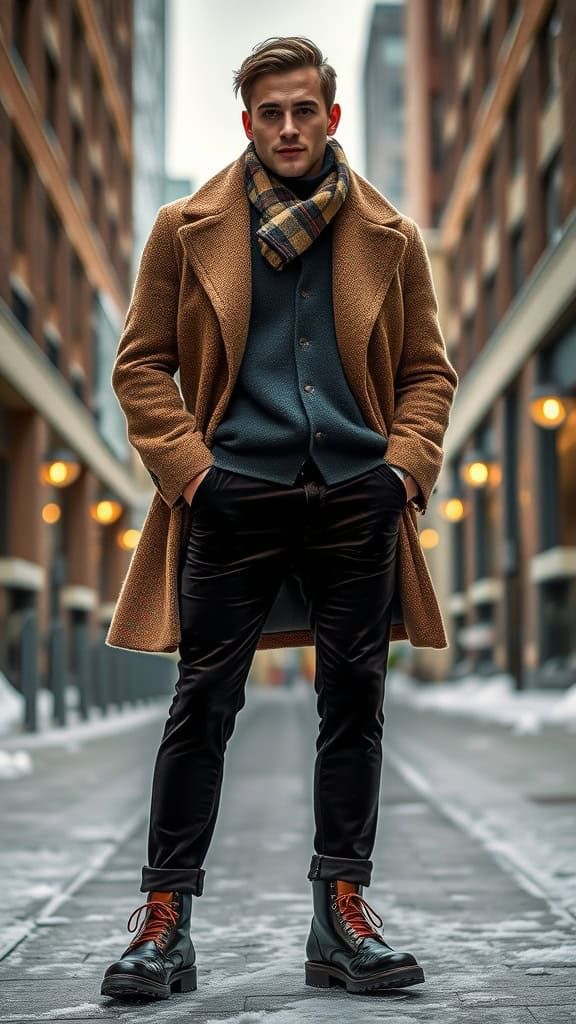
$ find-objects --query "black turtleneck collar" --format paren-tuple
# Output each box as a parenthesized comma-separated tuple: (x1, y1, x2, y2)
(267, 145, 335, 201)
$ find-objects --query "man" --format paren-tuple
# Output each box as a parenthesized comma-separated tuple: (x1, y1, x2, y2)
(101, 37, 457, 1000)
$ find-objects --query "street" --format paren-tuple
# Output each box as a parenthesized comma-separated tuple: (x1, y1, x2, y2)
(0, 680, 575, 1023)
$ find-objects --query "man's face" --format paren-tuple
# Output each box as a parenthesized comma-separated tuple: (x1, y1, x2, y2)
(242, 66, 341, 178)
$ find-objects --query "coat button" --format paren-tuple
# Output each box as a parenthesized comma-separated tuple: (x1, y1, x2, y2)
(303, 383, 314, 393)
(315, 431, 326, 441)
(299, 288, 310, 298)
(299, 336, 310, 348)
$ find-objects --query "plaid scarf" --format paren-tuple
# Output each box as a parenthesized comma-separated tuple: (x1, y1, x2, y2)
(245, 137, 350, 271)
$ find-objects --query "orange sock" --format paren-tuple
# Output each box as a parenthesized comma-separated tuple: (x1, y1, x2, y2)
(335, 880, 359, 897)
(148, 891, 174, 903)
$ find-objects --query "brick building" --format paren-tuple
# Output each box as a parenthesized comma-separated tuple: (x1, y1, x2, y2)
(405, 0, 576, 687)
(0, 1, 148, 692)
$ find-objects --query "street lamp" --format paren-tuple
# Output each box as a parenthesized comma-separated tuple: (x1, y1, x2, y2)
(438, 492, 467, 522)
(117, 528, 140, 551)
(460, 450, 499, 488)
(90, 498, 124, 525)
(40, 449, 81, 487)
(528, 384, 572, 429)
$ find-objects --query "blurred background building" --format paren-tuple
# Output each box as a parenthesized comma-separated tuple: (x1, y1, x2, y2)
(1, 0, 575, 727)
(0, 0, 190, 720)
(396, 0, 576, 687)
(364, 2, 406, 209)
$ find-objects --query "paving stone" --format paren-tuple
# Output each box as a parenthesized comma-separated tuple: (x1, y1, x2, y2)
(0, 686, 575, 1024)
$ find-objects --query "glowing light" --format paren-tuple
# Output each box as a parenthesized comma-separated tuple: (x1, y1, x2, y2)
(42, 502, 61, 524)
(462, 460, 489, 487)
(40, 453, 81, 487)
(91, 499, 123, 524)
(440, 498, 465, 522)
(420, 528, 439, 549)
(117, 528, 140, 551)
(529, 393, 568, 429)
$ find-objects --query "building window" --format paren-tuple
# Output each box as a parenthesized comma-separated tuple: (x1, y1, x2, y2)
(45, 51, 59, 134)
(461, 0, 473, 43)
(484, 274, 497, 337)
(508, 89, 522, 174)
(481, 19, 492, 94)
(10, 286, 31, 333)
(91, 170, 102, 232)
(463, 212, 473, 271)
(543, 151, 563, 245)
(462, 311, 475, 370)
(484, 155, 495, 225)
(462, 85, 471, 145)
(90, 64, 100, 135)
(71, 253, 83, 341)
(539, 3, 561, 105)
(12, 0, 31, 67)
(11, 140, 30, 253)
(44, 332, 60, 369)
(46, 204, 60, 305)
(510, 225, 524, 296)
(431, 93, 443, 172)
(71, 11, 82, 88)
(72, 121, 83, 184)
(70, 369, 85, 403)
(506, 0, 521, 32)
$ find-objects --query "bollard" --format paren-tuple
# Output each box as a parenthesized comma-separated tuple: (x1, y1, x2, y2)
(21, 609, 39, 733)
(74, 620, 91, 721)
(93, 641, 109, 716)
(48, 620, 66, 727)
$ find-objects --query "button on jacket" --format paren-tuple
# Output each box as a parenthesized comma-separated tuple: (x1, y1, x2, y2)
(107, 155, 458, 654)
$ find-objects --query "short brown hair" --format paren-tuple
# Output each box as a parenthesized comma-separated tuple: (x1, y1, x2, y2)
(233, 37, 337, 114)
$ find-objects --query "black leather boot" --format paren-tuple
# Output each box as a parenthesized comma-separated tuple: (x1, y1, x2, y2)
(101, 891, 197, 1000)
(305, 880, 425, 993)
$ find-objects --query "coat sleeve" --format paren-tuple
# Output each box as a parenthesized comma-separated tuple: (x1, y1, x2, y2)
(111, 205, 213, 508)
(384, 219, 458, 513)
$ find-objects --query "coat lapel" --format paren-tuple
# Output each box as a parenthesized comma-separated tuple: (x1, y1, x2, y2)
(177, 159, 251, 386)
(176, 158, 409, 413)
(332, 176, 408, 408)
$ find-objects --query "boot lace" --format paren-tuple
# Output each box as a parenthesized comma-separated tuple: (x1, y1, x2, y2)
(125, 898, 179, 951)
(335, 892, 383, 939)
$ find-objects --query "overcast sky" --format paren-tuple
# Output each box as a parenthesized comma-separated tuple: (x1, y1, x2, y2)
(166, 0, 402, 188)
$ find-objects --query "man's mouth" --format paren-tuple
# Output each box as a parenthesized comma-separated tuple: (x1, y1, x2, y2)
(276, 147, 305, 155)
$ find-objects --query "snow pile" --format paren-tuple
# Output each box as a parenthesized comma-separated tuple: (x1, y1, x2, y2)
(0, 672, 22, 735)
(389, 671, 576, 734)
(0, 748, 33, 778)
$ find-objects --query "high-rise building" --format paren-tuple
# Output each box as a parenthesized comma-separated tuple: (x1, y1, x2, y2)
(405, 0, 576, 688)
(364, 3, 406, 209)
(0, 1, 148, 696)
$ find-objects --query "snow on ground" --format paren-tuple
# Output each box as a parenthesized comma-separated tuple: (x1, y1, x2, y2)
(389, 670, 576, 735)
(0, 670, 166, 755)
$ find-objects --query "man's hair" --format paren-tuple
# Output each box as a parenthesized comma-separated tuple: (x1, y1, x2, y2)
(233, 37, 337, 114)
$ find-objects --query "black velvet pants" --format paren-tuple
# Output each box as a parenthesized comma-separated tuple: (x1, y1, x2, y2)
(141, 456, 407, 896)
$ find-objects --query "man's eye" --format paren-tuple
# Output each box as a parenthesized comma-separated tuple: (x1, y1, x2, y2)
(297, 108, 313, 115)
(263, 110, 279, 118)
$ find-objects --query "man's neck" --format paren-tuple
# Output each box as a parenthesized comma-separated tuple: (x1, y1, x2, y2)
(266, 144, 335, 200)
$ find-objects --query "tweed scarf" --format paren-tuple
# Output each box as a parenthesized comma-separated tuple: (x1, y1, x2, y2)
(245, 137, 350, 271)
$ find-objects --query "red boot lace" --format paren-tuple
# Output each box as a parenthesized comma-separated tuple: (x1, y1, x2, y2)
(125, 898, 179, 951)
(335, 892, 384, 939)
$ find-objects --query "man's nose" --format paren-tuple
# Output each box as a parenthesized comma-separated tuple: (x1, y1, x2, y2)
(280, 115, 299, 139)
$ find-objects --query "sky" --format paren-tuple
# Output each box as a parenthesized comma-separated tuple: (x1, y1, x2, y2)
(166, 0, 403, 188)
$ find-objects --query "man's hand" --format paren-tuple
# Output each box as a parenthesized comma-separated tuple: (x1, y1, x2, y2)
(403, 474, 419, 502)
(183, 467, 212, 506)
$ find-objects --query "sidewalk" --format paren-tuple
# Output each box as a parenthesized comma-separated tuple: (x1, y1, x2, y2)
(0, 682, 575, 1022)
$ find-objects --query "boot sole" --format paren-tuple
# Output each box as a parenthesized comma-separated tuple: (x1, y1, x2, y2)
(305, 960, 425, 993)
(101, 965, 197, 1000)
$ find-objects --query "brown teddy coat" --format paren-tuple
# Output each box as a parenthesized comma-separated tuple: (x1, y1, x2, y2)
(106, 155, 458, 653)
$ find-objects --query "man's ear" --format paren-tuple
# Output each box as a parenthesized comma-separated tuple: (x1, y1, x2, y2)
(242, 110, 254, 140)
(327, 103, 341, 136)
